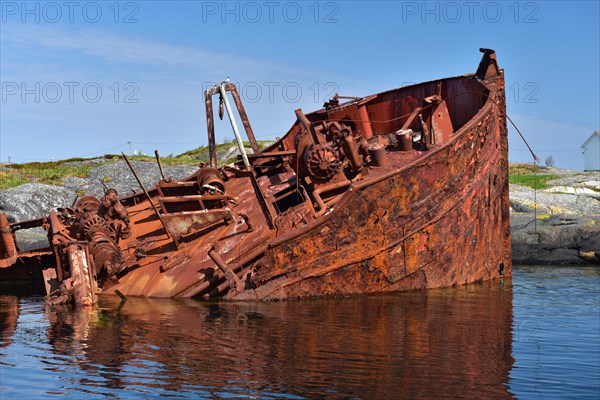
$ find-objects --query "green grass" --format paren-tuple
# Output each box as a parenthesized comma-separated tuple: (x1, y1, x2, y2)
(508, 174, 560, 189)
(508, 163, 551, 175)
(0, 162, 94, 190)
(0, 140, 274, 191)
(0, 171, 26, 191)
(508, 163, 559, 190)
(0, 156, 564, 192)
(128, 140, 273, 165)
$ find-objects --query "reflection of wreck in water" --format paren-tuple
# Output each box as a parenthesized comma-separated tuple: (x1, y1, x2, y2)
(36, 281, 514, 398)
(0, 49, 511, 303)
(0, 295, 19, 347)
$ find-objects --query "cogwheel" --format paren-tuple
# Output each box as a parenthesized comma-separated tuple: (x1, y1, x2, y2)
(305, 144, 341, 181)
(83, 215, 109, 237)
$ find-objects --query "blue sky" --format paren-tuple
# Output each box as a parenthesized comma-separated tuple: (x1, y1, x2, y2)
(1, 0, 598, 170)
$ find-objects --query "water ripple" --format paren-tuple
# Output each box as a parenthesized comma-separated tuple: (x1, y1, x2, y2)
(1, 266, 599, 398)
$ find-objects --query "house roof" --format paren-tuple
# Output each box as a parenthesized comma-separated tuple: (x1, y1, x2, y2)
(582, 131, 600, 148)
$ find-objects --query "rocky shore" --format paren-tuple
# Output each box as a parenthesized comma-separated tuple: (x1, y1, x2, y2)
(509, 169, 599, 265)
(1, 160, 598, 264)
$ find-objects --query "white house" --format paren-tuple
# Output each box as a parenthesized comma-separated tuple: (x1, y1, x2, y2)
(582, 131, 600, 171)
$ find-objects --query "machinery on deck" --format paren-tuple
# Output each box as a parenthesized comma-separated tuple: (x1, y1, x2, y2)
(0, 49, 512, 303)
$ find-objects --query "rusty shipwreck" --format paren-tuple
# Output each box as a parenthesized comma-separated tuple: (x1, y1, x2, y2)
(0, 49, 512, 304)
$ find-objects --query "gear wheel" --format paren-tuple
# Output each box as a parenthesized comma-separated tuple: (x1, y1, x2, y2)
(304, 144, 341, 181)
(83, 215, 112, 240)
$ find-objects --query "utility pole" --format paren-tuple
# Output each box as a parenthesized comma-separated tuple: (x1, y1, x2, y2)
(128, 141, 132, 155)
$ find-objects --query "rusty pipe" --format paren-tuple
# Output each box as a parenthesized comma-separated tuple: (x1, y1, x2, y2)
(208, 247, 243, 291)
(419, 113, 432, 146)
(207, 266, 249, 298)
(295, 108, 319, 144)
(0, 213, 17, 259)
(295, 108, 311, 130)
(219, 83, 250, 170)
(313, 180, 352, 216)
(228, 83, 260, 154)
(122, 152, 172, 242)
(357, 105, 373, 139)
(205, 89, 218, 168)
(154, 150, 167, 181)
(342, 135, 363, 171)
(206, 241, 270, 298)
(176, 242, 269, 298)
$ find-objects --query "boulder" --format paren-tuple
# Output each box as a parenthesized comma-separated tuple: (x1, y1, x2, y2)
(0, 183, 74, 222)
(0, 184, 75, 251)
(86, 160, 197, 198)
(510, 183, 600, 264)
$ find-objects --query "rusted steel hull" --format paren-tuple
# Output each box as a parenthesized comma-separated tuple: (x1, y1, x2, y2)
(241, 101, 510, 300)
(0, 49, 511, 303)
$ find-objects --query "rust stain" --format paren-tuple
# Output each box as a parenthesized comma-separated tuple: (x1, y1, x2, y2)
(0, 48, 511, 304)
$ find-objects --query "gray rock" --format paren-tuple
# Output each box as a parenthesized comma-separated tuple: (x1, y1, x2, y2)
(63, 176, 89, 193)
(61, 158, 105, 167)
(509, 184, 600, 216)
(87, 160, 197, 198)
(0, 184, 74, 251)
(509, 198, 536, 213)
(544, 186, 600, 200)
(547, 171, 600, 187)
(217, 146, 256, 164)
(0, 183, 74, 222)
(507, 171, 600, 264)
(510, 212, 600, 265)
(14, 228, 49, 252)
(518, 248, 585, 265)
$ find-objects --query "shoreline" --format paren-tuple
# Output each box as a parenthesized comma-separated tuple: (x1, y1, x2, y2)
(1, 160, 599, 265)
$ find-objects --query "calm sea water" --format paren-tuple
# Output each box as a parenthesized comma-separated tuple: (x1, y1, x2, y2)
(0, 265, 598, 399)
